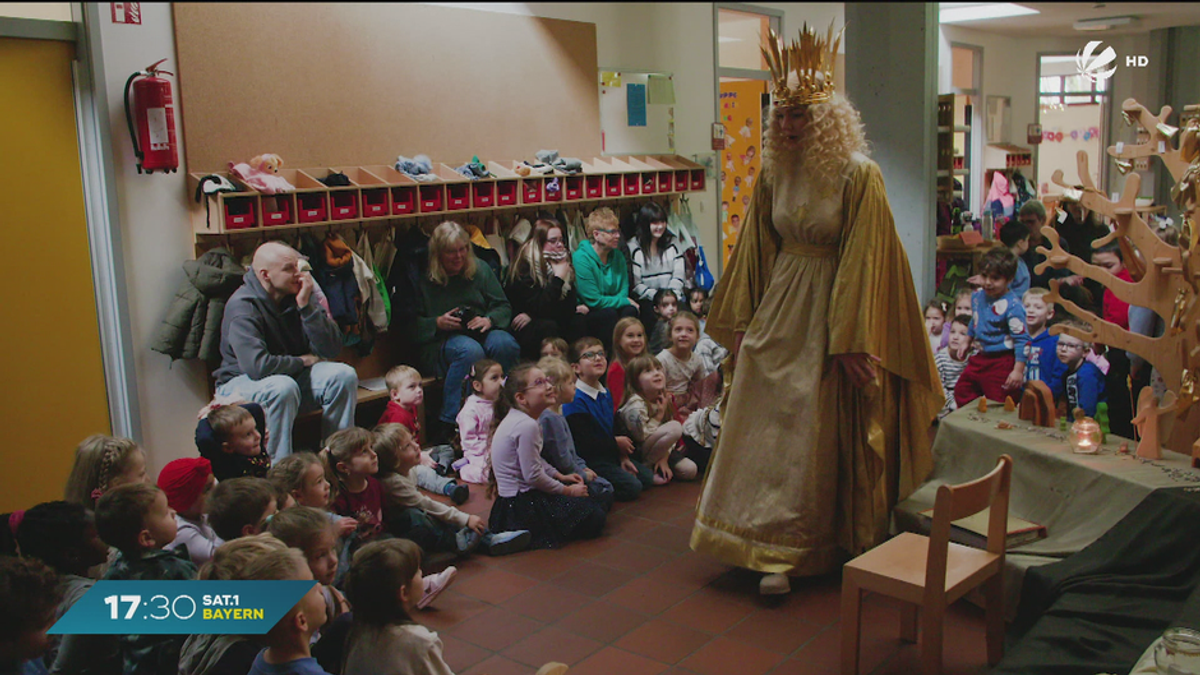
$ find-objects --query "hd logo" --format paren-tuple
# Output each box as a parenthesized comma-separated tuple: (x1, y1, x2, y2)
(1075, 41, 1118, 83)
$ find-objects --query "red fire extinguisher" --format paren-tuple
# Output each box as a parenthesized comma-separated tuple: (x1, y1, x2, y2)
(123, 58, 179, 174)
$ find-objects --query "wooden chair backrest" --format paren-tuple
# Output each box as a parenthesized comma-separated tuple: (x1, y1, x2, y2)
(925, 455, 1013, 593)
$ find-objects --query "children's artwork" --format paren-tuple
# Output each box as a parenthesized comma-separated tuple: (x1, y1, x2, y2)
(718, 80, 767, 266)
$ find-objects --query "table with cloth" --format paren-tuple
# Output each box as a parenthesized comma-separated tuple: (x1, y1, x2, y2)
(894, 404, 1200, 674)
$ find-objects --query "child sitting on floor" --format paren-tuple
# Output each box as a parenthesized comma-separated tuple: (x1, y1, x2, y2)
(540, 336, 569, 361)
(377, 365, 458, 493)
(1056, 319, 1106, 418)
(96, 483, 198, 675)
(206, 477, 278, 543)
(608, 317, 648, 410)
(196, 402, 271, 482)
(0, 556, 62, 675)
(537, 356, 615, 509)
(455, 359, 504, 484)
(268, 452, 357, 537)
(64, 434, 149, 510)
(620, 355, 698, 485)
(488, 363, 608, 549)
(564, 336, 654, 502)
(15, 501, 112, 674)
(953, 247, 1029, 408)
(656, 312, 707, 419)
(647, 288, 679, 355)
(245, 545, 332, 675)
(325, 428, 387, 548)
(266, 508, 350, 640)
(373, 424, 530, 559)
(158, 457, 220, 566)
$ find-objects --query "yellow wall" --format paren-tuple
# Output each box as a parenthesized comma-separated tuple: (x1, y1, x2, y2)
(0, 37, 110, 511)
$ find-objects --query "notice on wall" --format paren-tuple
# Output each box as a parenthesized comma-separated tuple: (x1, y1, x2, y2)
(111, 2, 141, 24)
(627, 83, 647, 127)
(718, 80, 767, 266)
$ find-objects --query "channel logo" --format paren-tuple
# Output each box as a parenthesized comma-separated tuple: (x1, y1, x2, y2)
(1076, 41, 1117, 83)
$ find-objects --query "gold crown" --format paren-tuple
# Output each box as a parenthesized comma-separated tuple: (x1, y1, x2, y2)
(761, 22, 844, 107)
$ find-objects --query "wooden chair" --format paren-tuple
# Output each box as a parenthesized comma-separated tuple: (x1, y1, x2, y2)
(840, 454, 1012, 675)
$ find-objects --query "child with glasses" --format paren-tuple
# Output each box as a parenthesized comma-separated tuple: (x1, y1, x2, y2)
(487, 363, 607, 549)
(1055, 320, 1106, 417)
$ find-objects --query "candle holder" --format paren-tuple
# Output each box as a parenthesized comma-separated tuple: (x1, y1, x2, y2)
(1070, 408, 1102, 454)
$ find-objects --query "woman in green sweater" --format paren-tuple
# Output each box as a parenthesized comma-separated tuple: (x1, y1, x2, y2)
(412, 221, 520, 427)
(573, 207, 639, 352)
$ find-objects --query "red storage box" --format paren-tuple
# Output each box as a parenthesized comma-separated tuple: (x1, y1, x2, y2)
(330, 191, 359, 220)
(297, 193, 327, 223)
(658, 171, 673, 192)
(361, 188, 388, 218)
(472, 182, 494, 208)
(391, 186, 416, 215)
(496, 180, 518, 206)
(674, 170, 689, 191)
(419, 185, 444, 213)
(605, 174, 623, 197)
(641, 173, 657, 194)
(622, 173, 640, 196)
(261, 196, 292, 226)
(225, 197, 256, 229)
(544, 177, 563, 202)
(565, 176, 584, 200)
(689, 169, 705, 191)
(522, 178, 543, 204)
(446, 183, 470, 211)
(585, 176, 604, 198)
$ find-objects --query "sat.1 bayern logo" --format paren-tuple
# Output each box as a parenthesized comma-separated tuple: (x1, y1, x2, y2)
(1075, 41, 1117, 83)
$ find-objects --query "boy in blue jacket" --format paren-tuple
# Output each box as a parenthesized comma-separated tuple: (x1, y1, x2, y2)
(1055, 320, 1106, 417)
(1022, 288, 1067, 397)
(954, 247, 1030, 407)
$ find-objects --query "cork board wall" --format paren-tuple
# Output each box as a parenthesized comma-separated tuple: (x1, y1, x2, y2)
(173, 4, 600, 172)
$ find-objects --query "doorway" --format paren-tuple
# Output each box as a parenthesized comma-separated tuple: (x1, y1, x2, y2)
(1036, 54, 1110, 196)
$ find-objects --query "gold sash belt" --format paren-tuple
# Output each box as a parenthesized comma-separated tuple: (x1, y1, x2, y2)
(781, 242, 839, 258)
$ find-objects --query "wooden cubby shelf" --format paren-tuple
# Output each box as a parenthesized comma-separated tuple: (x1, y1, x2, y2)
(190, 155, 707, 236)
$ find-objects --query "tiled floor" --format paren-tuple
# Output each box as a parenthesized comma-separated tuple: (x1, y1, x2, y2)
(420, 480, 994, 675)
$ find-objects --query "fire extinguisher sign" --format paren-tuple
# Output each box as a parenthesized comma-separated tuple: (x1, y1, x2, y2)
(111, 3, 141, 25)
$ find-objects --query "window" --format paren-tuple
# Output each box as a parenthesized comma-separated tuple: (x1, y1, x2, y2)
(1038, 73, 1106, 110)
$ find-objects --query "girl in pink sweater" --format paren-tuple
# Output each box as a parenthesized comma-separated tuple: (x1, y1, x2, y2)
(455, 359, 503, 484)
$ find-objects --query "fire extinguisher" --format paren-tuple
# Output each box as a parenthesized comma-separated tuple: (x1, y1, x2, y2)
(123, 58, 179, 174)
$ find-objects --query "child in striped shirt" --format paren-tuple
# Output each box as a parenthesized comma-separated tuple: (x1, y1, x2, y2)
(935, 314, 972, 419)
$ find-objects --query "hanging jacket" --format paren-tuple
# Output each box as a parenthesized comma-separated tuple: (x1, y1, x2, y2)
(318, 234, 360, 332)
(151, 248, 246, 362)
(387, 226, 431, 329)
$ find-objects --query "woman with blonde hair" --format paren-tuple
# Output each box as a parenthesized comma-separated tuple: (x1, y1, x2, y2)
(505, 218, 589, 359)
(691, 26, 942, 595)
(412, 221, 520, 436)
(573, 206, 639, 352)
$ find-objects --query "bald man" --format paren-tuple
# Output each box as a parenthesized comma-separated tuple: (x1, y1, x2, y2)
(214, 241, 356, 462)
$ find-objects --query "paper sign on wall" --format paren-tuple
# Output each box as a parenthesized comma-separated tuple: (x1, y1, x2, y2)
(627, 83, 647, 127)
(601, 71, 621, 88)
(111, 2, 141, 24)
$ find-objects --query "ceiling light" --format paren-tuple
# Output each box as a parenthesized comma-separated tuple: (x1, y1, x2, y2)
(939, 3, 1039, 23)
(1073, 15, 1138, 31)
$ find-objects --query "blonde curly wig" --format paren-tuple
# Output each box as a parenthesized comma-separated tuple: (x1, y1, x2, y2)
(762, 92, 868, 197)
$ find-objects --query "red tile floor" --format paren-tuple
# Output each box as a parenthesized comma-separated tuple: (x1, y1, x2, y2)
(419, 480, 993, 675)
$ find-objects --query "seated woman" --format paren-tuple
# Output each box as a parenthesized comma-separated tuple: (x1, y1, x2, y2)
(412, 221, 520, 434)
(627, 201, 686, 332)
(573, 206, 638, 353)
(504, 218, 589, 360)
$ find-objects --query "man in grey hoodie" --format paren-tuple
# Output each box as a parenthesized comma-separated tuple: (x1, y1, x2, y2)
(214, 242, 356, 462)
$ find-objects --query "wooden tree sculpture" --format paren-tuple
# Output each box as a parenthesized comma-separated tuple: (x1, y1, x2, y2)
(1034, 98, 1200, 462)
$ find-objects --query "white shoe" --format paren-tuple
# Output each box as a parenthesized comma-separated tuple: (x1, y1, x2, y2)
(759, 573, 790, 595)
(417, 566, 457, 609)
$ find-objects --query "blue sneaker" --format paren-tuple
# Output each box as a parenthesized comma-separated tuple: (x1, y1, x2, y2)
(481, 529, 531, 556)
(455, 528, 481, 555)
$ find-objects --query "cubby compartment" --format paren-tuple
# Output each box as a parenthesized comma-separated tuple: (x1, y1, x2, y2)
(690, 169, 705, 191)
(622, 173, 641, 196)
(361, 188, 389, 218)
(434, 165, 472, 211)
(605, 173, 623, 197)
(224, 196, 257, 229)
(641, 172, 657, 194)
(496, 180, 519, 206)
(674, 170, 689, 192)
(565, 176, 584, 200)
(419, 184, 445, 213)
(390, 186, 417, 215)
(544, 176, 563, 202)
(260, 194, 293, 226)
(585, 175, 604, 198)
(522, 177, 544, 204)
(329, 191, 359, 220)
(297, 192, 328, 223)
(658, 171, 674, 192)
(471, 181, 495, 208)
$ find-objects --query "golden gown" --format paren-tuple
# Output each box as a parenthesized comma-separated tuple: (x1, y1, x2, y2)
(690, 153, 943, 575)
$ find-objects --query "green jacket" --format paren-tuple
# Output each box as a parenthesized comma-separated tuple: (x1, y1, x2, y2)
(150, 248, 246, 363)
(573, 240, 631, 310)
(411, 262, 512, 375)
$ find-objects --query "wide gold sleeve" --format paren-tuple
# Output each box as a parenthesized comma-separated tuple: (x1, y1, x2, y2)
(829, 159, 942, 399)
(706, 173, 780, 351)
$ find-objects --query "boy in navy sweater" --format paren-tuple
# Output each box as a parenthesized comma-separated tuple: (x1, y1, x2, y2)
(1022, 287, 1067, 398)
(562, 337, 653, 501)
(954, 247, 1030, 407)
(1056, 320, 1106, 416)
